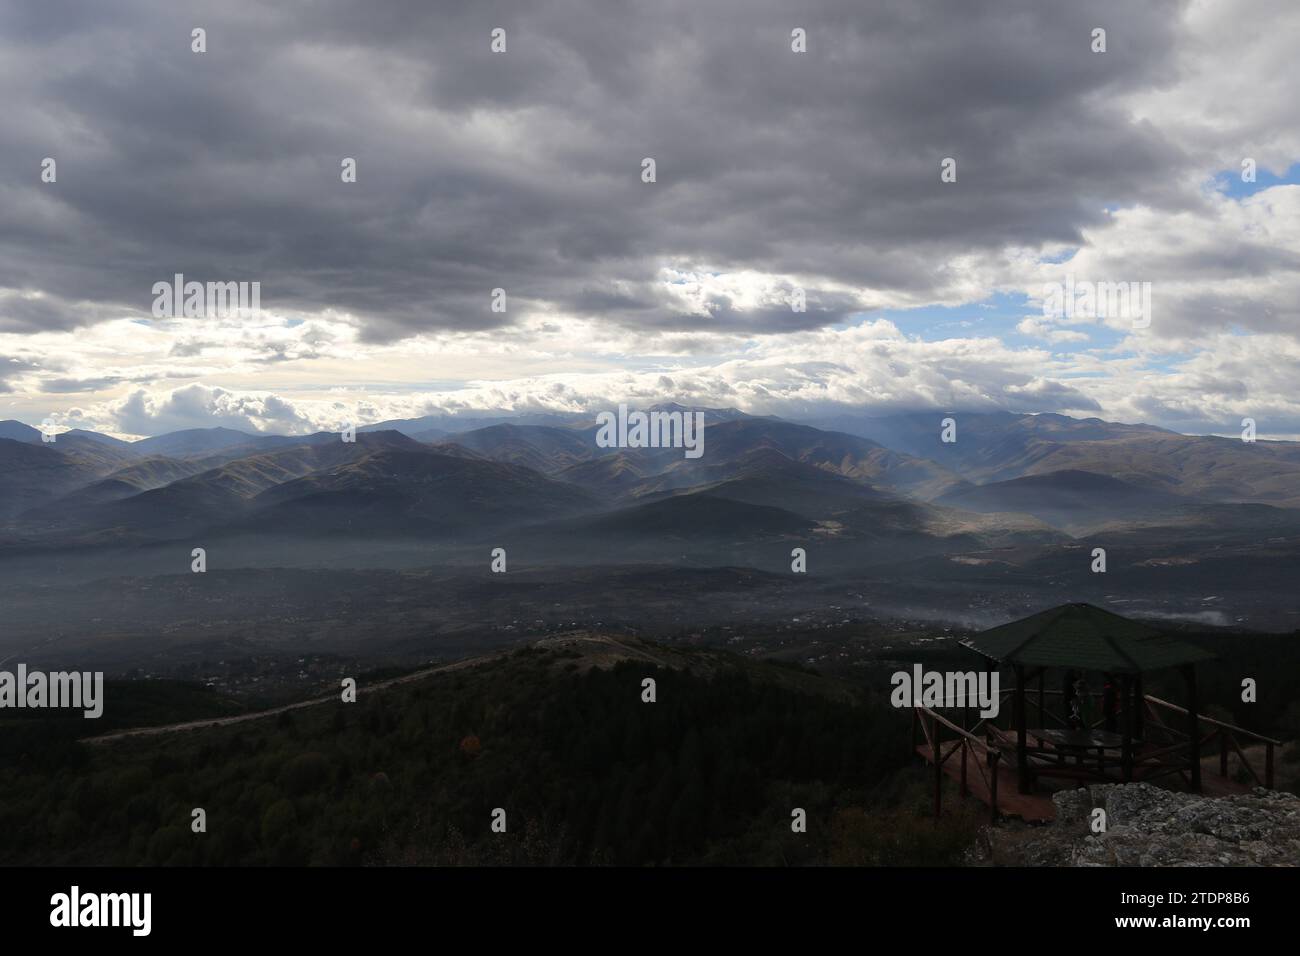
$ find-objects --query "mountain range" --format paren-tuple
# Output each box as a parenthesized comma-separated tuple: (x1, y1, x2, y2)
(2, 406, 1298, 626)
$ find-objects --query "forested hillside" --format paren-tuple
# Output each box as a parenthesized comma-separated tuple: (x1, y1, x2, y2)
(0, 636, 980, 866)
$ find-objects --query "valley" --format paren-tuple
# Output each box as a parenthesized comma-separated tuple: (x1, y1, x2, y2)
(2, 406, 1298, 681)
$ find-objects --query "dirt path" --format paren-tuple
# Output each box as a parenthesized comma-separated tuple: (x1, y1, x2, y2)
(82, 632, 662, 746)
(82, 652, 497, 745)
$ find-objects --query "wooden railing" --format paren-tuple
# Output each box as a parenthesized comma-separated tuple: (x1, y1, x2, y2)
(975, 685, 1282, 791)
(912, 705, 1002, 822)
(1143, 694, 1281, 790)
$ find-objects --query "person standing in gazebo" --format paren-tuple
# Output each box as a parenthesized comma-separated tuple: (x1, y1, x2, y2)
(1075, 674, 1094, 730)
(1063, 669, 1078, 728)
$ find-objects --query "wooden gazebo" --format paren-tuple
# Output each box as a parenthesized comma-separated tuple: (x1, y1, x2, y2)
(960, 603, 1217, 794)
(912, 603, 1281, 821)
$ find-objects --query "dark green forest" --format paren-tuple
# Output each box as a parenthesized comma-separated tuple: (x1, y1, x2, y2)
(0, 642, 984, 866)
(3, 628, 1296, 867)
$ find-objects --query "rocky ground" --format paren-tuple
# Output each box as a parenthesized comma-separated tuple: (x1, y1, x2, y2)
(986, 782, 1300, 866)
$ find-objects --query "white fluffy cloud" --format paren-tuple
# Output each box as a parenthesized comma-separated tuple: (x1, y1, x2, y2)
(1011, 185, 1300, 347)
(25, 317, 1300, 440)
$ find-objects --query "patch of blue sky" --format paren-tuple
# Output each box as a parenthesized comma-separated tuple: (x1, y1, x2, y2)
(1136, 352, 1191, 374)
(856, 293, 1024, 340)
(1070, 324, 1129, 353)
(853, 291, 1135, 358)
(1037, 247, 1077, 265)
(1212, 161, 1299, 199)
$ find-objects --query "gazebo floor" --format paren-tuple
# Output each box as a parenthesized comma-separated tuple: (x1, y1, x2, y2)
(916, 745, 1258, 824)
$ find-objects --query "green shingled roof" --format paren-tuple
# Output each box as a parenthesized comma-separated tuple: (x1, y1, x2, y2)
(959, 603, 1215, 674)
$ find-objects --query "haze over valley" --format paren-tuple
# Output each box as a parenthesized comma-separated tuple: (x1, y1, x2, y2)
(3, 406, 1297, 683)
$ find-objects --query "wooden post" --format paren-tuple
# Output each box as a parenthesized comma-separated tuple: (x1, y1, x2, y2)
(1219, 731, 1229, 778)
(988, 750, 1000, 824)
(1121, 674, 1133, 782)
(1266, 741, 1274, 790)
(1037, 668, 1045, 728)
(961, 692, 970, 797)
(960, 741, 969, 797)
(1014, 663, 1029, 793)
(933, 713, 942, 817)
(1133, 674, 1144, 740)
(980, 654, 997, 735)
(1184, 664, 1202, 793)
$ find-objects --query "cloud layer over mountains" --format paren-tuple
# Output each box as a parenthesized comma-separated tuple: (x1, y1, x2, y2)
(1, 0, 1298, 437)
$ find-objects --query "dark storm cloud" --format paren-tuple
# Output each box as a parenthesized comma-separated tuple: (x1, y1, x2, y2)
(41, 375, 127, 393)
(1003, 377, 1104, 413)
(0, 290, 85, 333)
(0, 0, 1190, 339)
(0, 354, 41, 393)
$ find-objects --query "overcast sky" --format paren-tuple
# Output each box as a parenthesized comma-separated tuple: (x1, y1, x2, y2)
(2, 0, 1299, 438)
